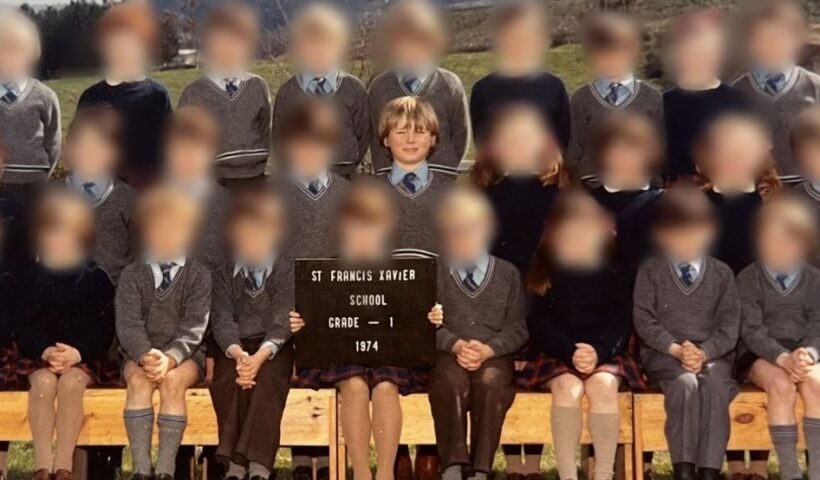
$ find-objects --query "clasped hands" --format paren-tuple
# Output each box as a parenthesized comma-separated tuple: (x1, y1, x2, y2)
(41, 343, 81, 374)
(669, 341, 707, 373)
(139, 348, 177, 383)
(452, 339, 495, 371)
(776, 347, 816, 383)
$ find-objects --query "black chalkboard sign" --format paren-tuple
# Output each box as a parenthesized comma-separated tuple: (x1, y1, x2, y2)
(294, 257, 438, 368)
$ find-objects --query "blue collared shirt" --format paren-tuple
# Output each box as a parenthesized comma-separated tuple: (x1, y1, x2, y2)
(69, 174, 112, 202)
(752, 66, 795, 94)
(0, 79, 28, 99)
(396, 67, 433, 94)
(389, 162, 430, 192)
(593, 76, 636, 106)
(299, 71, 340, 96)
(295, 171, 330, 195)
(454, 254, 491, 287)
(765, 265, 802, 291)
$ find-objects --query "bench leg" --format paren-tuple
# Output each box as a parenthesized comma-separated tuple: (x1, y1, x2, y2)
(622, 444, 633, 480)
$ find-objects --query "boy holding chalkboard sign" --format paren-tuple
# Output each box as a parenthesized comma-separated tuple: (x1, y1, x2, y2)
(429, 186, 529, 480)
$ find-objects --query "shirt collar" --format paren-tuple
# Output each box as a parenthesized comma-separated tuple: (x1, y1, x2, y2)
(396, 66, 434, 85)
(207, 72, 248, 88)
(146, 255, 187, 267)
(0, 78, 28, 95)
(712, 184, 757, 194)
(603, 183, 650, 193)
(594, 75, 636, 93)
(764, 264, 802, 283)
(389, 162, 429, 187)
(298, 70, 340, 91)
(452, 253, 491, 275)
(233, 258, 276, 278)
(294, 170, 330, 190)
(69, 174, 112, 193)
(752, 65, 795, 85)
(672, 257, 703, 276)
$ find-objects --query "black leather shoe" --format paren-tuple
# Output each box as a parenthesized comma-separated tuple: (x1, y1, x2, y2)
(317, 467, 330, 480)
(698, 468, 723, 480)
(673, 462, 697, 480)
(130, 475, 152, 480)
(155, 475, 174, 480)
(293, 466, 312, 480)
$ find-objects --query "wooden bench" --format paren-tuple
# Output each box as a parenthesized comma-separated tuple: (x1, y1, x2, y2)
(634, 389, 806, 480)
(337, 392, 635, 480)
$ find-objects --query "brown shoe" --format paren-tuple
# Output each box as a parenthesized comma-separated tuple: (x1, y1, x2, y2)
(30, 469, 52, 480)
(524, 474, 543, 480)
(747, 475, 767, 480)
(395, 448, 413, 480)
(53, 470, 72, 480)
(727, 474, 748, 480)
(414, 447, 440, 480)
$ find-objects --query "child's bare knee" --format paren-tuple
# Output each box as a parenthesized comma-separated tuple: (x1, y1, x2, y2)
(584, 373, 620, 403)
(549, 374, 584, 403)
(158, 371, 190, 399)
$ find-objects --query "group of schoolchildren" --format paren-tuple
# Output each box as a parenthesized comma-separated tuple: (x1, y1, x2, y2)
(1, 0, 820, 480)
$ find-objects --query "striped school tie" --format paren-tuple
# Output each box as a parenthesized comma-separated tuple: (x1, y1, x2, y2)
(1, 83, 19, 104)
(678, 263, 694, 287)
(311, 77, 330, 97)
(244, 267, 265, 291)
(402, 172, 418, 194)
(402, 76, 420, 94)
(224, 78, 239, 96)
(607, 82, 624, 106)
(764, 73, 786, 95)
(462, 265, 480, 293)
(776, 274, 790, 292)
(158, 262, 177, 292)
(308, 179, 323, 196)
(82, 182, 98, 201)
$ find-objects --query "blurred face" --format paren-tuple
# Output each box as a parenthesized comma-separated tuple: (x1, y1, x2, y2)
(143, 210, 198, 260)
(0, 38, 33, 79)
(165, 140, 215, 182)
(385, 121, 435, 168)
(340, 218, 393, 261)
(602, 140, 651, 186)
(494, 16, 547, 72)
(230, 207, 284, 265)
(551, 211, 612, 268)
(655, 224, 715, 262)
(285, 137, 334, 179)
(798, 143, 820, 181)
(66, 127, 118, 179)
(391, 37, 436, 71)
(703, 121, 770, 191)
(757, 215, 807, 272)
(205, 30, 254, 74)
(747, 19, 805, 68)
(590, 47, 638, 80)
(38, 202, 90, 267)
(294, 32, 346, 74)
(101, 31, 149, 79)
(672, 24, 726, 86)
(439, 200, 492, 265)
(488, 110, 552, 175)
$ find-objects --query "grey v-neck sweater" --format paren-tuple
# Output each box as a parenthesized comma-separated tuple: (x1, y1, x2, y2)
(283, 172, 351, 259)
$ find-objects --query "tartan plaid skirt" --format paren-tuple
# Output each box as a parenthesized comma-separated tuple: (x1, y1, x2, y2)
(0, 345, 20, 390)
(16, 357, 121, 388)
(293, 365, 429, 396)
(515, 352, 646, 391)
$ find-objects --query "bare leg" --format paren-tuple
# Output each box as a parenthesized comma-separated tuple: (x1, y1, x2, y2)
(28, 368, 59, 472)
(749, 359, 797, 479)
(338, 376, 374, 480)
(53, 368, 92, 471)
(372, 382, 401, 480)
(155, 360, 200, 477)
(548, 374, 584, 480)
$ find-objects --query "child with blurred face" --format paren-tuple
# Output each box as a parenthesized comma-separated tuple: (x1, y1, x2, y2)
(736, 193, 820, 480)
(792, 107, 820, 240)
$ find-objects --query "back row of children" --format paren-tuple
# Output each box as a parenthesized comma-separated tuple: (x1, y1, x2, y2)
(1, 0, 820, 480)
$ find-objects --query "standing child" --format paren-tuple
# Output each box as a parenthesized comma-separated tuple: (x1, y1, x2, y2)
(734, 0, 820, 184)
(0, 9, 60, 197)
(567, 12, 663, 182)
(634, 184, 741, 480)
(209, 186, 293, 480)
(736, 193, 820, 480)
(378, 97, 454, 258)
(369, 0, 469, 178)
(696, 114, 781, 274)
(663, 9, 749, 181)
(521, 190, 641, 480)
(13, 191, 116, 480)
(792, 106, 820, 227)
(58, 106, 135, 284)
(179, 3, 272, 187)
(78, 1, 172, 188)
(116, 187, 210, 480)
(469, 0, 570, 149)
(273, 3, 369, 178)
(430, 187, 529, 480)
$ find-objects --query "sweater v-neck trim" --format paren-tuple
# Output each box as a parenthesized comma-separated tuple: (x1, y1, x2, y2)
(587, 80, 643, 110)
(150, 263, 185, 299)
(450, 257, 496, 298)
(65, 177, 116, 209)
(761, 264, 802, 297)
(294, 174, 333, 201)
(204, 76, 254, 102)
(392, 172, 436, 199)
(295, 72, 346, 99)
(396, 69, 436, 97)
(745, 69, 801, 102)
(667, 258, 707, 296)
(0, 80, 35, 111)
(801, 181, 820, 203)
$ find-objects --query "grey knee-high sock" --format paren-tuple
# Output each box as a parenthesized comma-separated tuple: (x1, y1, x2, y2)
(770, 425, 800, 480)
(804, 418, 820, 480)
(124, 408, 154, 475)
(155, 414, 187, 476)
(249, 461, 271, 479)
(588, 412, 620, 480)
(551, 406, 583, 480)
(442, 465, 462, 480)
(226, 461, 247, 478)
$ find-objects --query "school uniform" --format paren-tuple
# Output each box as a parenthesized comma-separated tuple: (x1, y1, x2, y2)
(705, 188, 763, 275)
(283, 171, 351, 260)
(0, 267, 18, 390)
(663, 84, 749, 179)
(484, 176, 560, 273)
(734, 66, 820, 183)
(115, 257, 211, 373)
(633, 255, 741, 470)
(209, 257, 294, 470)
(273, 71, 370, 178)
(77, 78, 173, 186)
(368, 68, 469, 177)
(0, 79, 61, 186)
(568, 78, 664, 181)
(429, 255, 528, 475)
(591, 185, 663, 279)
(180, 180, 229, 274)
(794, 181, 820, 267)
(12, 261, 118, 386)
(469, 71, 571, 148)
(378, 162, 453, 259)
(518, 266, 644, 390)
(179, 74, 272, 182)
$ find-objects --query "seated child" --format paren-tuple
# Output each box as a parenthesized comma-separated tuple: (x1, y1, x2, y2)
(369, 0, 468, 177)
(378, 97, 454, 258)
(589, 112, 664, 279)
(736, 193, 820, 480)
(209, 185, 293, 480)
(179, 3, 272, 186)
(633, 183, 741, 480)
(0, 8, 61, 196)
(430, 186, 529, 480)
(58, 105, 135, 284)
(273, 3, 369, 178)
(663, 9, 748, 181)
(470, 0, 570, 149)
(567, 11, 663, 182)
(472, 103, 572, 273)
(13, 190, 116, 480)
(733, 0, 820, 184)
(520, 190, 640, 480)
(77, 2, 172, 187)
(116, 187, 211, 480)
(291, 179, 442, 480)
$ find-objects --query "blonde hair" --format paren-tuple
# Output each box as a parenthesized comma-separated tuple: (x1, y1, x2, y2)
(436, 185, 495, 232)
(378, 96, 440, 144)
(0, 8, 41, 62)
(290, 2, 350, 47)
(137, 186, 202, 232)
(756, 192, 819, 252)
(382, 0, 447, 54)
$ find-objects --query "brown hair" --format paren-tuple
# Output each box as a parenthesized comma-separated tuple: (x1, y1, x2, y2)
(791, 106, 820, 158)
(136, 186, 202, 232)
(653, 181, 715, 232)
(378, 96, 440, 145)
(742, 0, 807, 34)
(490, 0, 549, 36)
(66, 105, 124, 154)
(228, 183, 283, 230)
(471, 104, 574, 190)
(165, 105, 221, 152)
(204, 2, 260, 45)
(338, 178, 398, 229)
(526, 189, 613, 296)
(33, 189, 95, 251)
(667, 8, 724, 45)
(591, 111, 663, 176)
(694, 113, 781, 199)
(382, 0, 447, 54)
(96, 1, 159, 51)
(276, 99, 340, 146)
(581, 11, 641, 53)
(755, 191, 819, 252)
